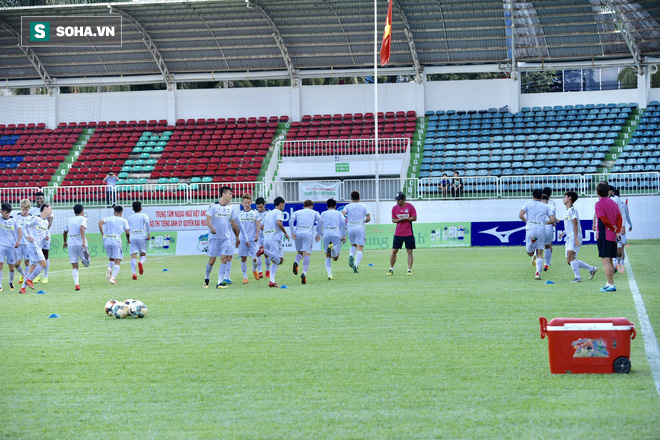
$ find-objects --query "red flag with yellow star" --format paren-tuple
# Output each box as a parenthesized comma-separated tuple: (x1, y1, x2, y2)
(380, 0, 393, 65)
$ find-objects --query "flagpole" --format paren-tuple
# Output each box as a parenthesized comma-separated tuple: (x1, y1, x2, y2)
(374, 0, 380, 223)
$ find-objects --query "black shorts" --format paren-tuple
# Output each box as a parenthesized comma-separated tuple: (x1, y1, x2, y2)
(393, 235, 416, 250)
(597, 238, 617, 259)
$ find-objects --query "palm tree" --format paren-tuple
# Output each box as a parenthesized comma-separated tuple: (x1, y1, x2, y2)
(617, 66, 638, 89)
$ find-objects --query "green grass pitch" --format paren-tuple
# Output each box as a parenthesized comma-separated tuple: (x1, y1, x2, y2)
(1, 241, 659, 439)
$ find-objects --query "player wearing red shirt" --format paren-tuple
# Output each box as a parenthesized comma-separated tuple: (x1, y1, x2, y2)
(387, 192, 417, 276)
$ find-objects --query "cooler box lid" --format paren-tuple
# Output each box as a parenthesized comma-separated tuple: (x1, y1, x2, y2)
(547, 317, 634, 331)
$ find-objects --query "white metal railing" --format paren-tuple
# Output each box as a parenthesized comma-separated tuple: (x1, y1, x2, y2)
(0, 173, 657, 208)
(282, 138, 410, 157)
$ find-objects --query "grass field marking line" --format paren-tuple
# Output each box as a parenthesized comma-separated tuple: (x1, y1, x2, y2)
(48, 255, 176, 274)
(625, 257, 660, 398)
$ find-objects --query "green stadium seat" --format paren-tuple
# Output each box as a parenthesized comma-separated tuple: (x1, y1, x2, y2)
(136, 141, 146, 147)
(191, 177, 202, 183)
(121, 165, 132, 172)
(202, 176, 213, 183)
(125, 178, 136, 185)
(142, 165, 154, 172)
(169, 177, 179, 183)
(158, 178, 168, 184)
(137, 178, 147, 184)
(125, 160, 136, 166)
(146, 159, 157, 165)
(143, 147, 154, 153)
(134, 147, 144, 153)
(136, 159, 146, 165)
(139, 153, 150, 159)
(133, 166, 144, 172)
(119, 172, 129, 179)
(154, 146, 164, 153)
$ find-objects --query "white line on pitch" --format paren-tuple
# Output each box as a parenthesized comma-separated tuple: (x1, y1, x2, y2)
(625, 257, 660, 398)
(47, 255, 177, 274)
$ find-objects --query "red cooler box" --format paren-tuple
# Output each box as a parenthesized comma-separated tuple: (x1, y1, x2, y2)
(539, 317, 636, 374)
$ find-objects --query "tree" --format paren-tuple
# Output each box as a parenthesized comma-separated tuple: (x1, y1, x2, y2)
(617, 66, 638, 89)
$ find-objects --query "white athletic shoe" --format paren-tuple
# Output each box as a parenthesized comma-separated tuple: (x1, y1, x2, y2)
(106, 267, 112, 280)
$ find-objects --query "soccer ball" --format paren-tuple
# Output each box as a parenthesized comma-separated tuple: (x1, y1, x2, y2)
(111, 302, 130, 319)
(124, 299, 135, 306)
(129, 300, 147, 319)
(105, 299, 119, 316)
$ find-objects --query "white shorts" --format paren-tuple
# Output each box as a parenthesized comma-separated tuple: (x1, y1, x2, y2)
(565, 239, 581, 257)
(348, 227, 365, 246)
(104, 243, 123, 260)
(239, 240, 257, 258)
(208, 238, 234, 257)
(265, 239, 283, 264)
(294, 233, 314, 254)
(0, 246, 17, 265)
(323, 236, 342, 258)
(130, 238, 148, 255)
(618, 232, 627, 247)
(27, 242, 45, 263)
(544, 225, 555, 246)
(525, 226, 546, 253)
(42, 235, 51, 251)
(68, 244, 87, 264)
(16, 244, 29, 261)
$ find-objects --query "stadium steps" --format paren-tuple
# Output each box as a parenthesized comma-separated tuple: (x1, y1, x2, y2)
(48, 128, 94, 187)
(259, 122, 288, 181)
(603, 108, 644, 172)
(403, 115, 427, 197)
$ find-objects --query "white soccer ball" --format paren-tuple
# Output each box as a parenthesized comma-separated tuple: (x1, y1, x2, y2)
(124, 299, 135, 307)
(111, 303, 130, 319)
(105, 300, 119, 316)
(129, 300, 147, 319)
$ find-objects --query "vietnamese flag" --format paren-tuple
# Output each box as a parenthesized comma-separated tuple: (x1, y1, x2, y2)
(380, 0, 393, 65)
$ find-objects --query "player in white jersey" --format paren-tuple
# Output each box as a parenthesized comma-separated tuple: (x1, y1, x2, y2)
(290, 199, 323, 285)
(14, 199, 32, 284)
(609, 187, 632, 273)
(127, 201, 151, 280)
(256, 196, 290, 288)
(0, 203, 22, 292)
(557, 191, 598, 283)
(254, 197, 270, 279)
(343, 191, 371, 273)
(320, 198, 346, 280)
(238, 193, 261, 284)
(519, 189, 555, 280)
(98, 205, 131, 285)
(63, 204, 90, 291)
(19, 203, 52, 294)
(204, 186, 245, 289)
(28, 191, 53, 284)
(541, 187, 557, 272)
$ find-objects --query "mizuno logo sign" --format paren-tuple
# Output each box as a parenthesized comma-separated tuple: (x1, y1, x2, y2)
(479, 226, 526, 243)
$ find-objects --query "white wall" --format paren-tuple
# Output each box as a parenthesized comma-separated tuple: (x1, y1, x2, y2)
(175, 87, 293, 120)
(519, 89, 640, 109)
(424, 78, 516, 112)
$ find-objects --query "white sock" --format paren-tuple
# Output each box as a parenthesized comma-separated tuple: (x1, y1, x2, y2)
(28, 265, 43, 281)
(536, 258, 543, 274)
(265, 256, 271, 271)
(270, 263, 279, 282)
(15, 265, 24, 276)
(355, 251, 363, 268)
(577, 260, 592, 271)
(294, 253, 302, 264)
(257, 257, 263, 272)
(325, 257, 332, 276)
(225, 261, 232, 281)
(241, 261, 248, 279)
(130, 259, 137, 275)
(140, 255, 146, 264)
(111, 264, 120, 278)
(108, 261, 115, 270)
(43, 260, 50, 277)
(252, 258, 258, 272)
(9, 270, 14, 283)
(302, 255, 310, 273)
(72, 268, 79, 285)
(350, 246, 356, 258)
(205, 263, 213, 279)
(613, 258, 618, 267)
(570, 260, 580, 279)
(218, 263, 226, 284)
(544, 249, 552, 266)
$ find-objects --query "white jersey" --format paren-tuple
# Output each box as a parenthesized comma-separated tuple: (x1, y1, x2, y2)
(24, 215, 50, 248)
(101, 216, 129, 246)
(563, 205, 581, 242)
(263, 208, 284, 242)
(238, 209, 259, 241)
(522, 200, 551, 228)
(16, 213, 33, 245)
(545, 199, 556, 222)
(256, 209, 269, 240)
(206, 203, 243, 240)
(127, 212, 150, 240)
(29, 205, 53, 237)
(64, 215, 88, 247)
(320, 209, 346, 238)
(290, 208, 322, 237)
(610, 195, 627, 227)
(343, 202, 369, 229)
(0, 216, 20, 248)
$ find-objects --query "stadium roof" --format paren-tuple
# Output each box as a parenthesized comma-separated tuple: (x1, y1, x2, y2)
(1, 0, 660, 88)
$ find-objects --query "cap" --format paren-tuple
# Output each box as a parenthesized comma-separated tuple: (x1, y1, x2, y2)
(395, 191, 406, 201)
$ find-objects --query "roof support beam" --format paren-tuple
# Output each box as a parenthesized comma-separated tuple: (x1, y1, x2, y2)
(602, 0, 642, 73)
(392, 0, 422, 83)
(111, 6, 175, 90)
(247, 0, 299, 87)
(0, 19, 54, 94)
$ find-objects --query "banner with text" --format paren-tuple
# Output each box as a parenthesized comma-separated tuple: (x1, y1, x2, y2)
(471, 220, 597, 247)
(362, 222, 471, 250)
(298, 181, 341, 201)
